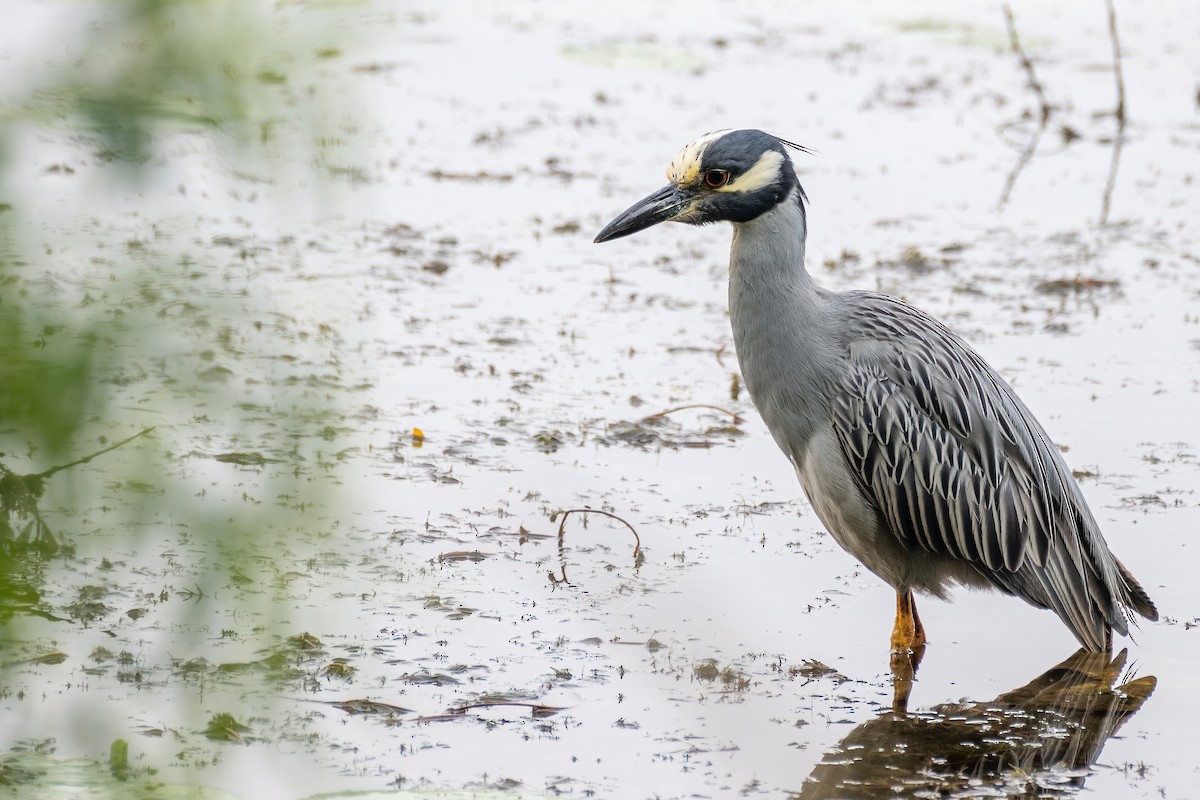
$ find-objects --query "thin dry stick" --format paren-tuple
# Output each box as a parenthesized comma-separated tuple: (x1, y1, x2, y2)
(1099, 0, 1126, 224)
(1105, 0, 1126, 126)
(714, 342, 728, 368)
(998, 3, 1051, 209)
(642, 404, 742, 424)
(1004, 4, 1051, 125)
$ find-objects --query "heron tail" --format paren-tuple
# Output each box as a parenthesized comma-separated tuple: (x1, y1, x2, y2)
(1114, 556, 1158, 622)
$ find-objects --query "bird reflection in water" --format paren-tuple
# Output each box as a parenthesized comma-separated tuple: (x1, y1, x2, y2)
(796, 649, 1155, 799)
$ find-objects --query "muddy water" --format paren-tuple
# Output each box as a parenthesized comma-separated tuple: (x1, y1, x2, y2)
(1, 0, 1197, 798)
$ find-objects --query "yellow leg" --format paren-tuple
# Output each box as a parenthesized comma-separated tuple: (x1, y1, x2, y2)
(889, 589, 926, 712)
(890, 589, 927, 653)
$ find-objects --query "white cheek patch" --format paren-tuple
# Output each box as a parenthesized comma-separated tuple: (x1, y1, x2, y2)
(716, 150, 784, 194)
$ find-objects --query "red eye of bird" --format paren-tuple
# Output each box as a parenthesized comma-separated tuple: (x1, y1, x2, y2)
(703, 169, 730, 188)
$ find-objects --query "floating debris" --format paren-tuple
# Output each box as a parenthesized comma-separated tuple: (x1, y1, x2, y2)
(1035, 275, 1121, 294)
(213, 452, 281, 465)
(329, 699, 412, 716)
(203, 713, 252, 743)
(437, 550, 492, 563)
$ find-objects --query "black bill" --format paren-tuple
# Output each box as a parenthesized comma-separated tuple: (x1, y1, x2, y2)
(594, 184, 693, 243)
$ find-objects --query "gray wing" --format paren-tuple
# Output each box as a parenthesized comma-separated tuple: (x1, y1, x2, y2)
(829, 293, 1156, 651)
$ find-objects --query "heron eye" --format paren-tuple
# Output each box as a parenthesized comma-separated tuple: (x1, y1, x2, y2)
(703, 169, 730, 188)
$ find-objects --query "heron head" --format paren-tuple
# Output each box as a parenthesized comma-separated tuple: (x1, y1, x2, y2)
(594, 129, 810, 243)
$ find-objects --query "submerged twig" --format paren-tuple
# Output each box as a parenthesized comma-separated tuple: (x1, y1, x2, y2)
(553, 508, 641, 556)
(31, 426, 156, 481)
(642, 404, 742, 424)
(998, 3, 1051, 209)
(1099, 0, 1126, 224)
(2, 427, 155, 554)
(549, 507, 642, 586)
(449, 701, 564, 717)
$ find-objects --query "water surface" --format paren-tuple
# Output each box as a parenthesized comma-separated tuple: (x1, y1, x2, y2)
(0, 1, 1197, 798)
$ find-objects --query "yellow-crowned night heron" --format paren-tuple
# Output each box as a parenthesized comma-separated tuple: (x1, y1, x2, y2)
(594, 129, 1157, 657)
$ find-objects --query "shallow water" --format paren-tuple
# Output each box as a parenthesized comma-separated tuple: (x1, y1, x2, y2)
(1, 0, 1197, 798)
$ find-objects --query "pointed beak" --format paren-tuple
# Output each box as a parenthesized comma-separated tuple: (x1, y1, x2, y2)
(594, 184, 694, 243)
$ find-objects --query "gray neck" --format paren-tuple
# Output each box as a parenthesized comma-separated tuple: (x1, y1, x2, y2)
(728, 188, 835, 461)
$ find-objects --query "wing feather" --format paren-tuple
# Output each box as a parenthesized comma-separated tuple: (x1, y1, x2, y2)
(828, 292, 1154, 651)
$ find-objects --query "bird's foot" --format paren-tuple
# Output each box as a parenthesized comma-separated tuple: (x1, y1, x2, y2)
(890, 590, 927, 653)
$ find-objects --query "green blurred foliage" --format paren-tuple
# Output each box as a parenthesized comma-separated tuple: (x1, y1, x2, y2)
(15, 0, 335, 164)
(0, 3, 379, 787)
(0, 0, 362, 638)
(0, 318, 97, 459)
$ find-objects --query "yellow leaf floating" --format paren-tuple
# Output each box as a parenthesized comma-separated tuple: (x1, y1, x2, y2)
(412, 427, 425, 448)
